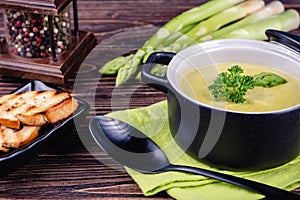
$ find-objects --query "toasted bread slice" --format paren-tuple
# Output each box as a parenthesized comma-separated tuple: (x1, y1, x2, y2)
(17, 91, 78, 125)
(45, 97, 79, 123)
(0, 90, 78, 128)
(0, 134, 9, 152)
(0, 125, 39, 151)
(0, 91, 40, 129)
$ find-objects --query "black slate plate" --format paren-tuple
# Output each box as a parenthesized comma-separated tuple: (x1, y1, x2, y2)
(0, 80, 90, 177)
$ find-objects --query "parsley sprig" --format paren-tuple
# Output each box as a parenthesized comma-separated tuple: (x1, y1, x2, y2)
(208, 65, 286, 104)
(208, 65, 253, 103)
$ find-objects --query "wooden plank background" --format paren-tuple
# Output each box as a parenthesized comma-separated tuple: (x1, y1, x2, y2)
(0, 0, 299, 199)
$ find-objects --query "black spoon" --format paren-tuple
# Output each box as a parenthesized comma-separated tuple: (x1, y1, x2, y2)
(89, 116, 300, 200)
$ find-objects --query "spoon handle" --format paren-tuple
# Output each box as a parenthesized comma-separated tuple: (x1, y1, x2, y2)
(165, 164, 300, 200)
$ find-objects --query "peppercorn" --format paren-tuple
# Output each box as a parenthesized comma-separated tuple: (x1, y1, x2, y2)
(4, 9, 70, 59)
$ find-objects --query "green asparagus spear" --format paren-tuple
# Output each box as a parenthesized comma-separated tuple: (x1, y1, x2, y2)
(143, 0, 245, 49)
(216, 9, 300, 40)
(101, 1, 300, 87)
(157, 23, 197, 49)
(114, 0, 245, 86)
(99, 54, 134, 75)
(167, 0, 265, 52)
(199, 0, 285, 42)
(141, 24, 197, 63)
(136, 24, 198, 74)
(253, 72, 286, 87)
(115, 62, 132, 86)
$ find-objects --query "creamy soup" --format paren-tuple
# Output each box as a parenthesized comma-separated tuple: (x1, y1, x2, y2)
(179, 62, 300, 112)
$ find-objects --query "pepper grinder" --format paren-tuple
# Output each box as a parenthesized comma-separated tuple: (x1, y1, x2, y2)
(0, 0, 97, 84)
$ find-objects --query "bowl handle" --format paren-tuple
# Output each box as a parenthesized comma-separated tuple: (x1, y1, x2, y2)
(265, 29, 300, 53)
(141, 52, 175, 93)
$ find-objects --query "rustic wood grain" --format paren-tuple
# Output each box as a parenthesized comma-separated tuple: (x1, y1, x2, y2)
(0, 0, 299, 199)
(0, 0, 73, 15)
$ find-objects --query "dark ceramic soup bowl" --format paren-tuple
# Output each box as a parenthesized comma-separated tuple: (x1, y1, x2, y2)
(141, 30, 300, 171)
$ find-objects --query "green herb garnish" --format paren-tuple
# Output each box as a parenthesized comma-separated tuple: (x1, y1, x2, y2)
(208, 65, 254, 103)
(208, 65, 287, 104)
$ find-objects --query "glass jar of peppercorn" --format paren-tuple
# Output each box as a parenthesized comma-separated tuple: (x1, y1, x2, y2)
(3, 8, 71, 59)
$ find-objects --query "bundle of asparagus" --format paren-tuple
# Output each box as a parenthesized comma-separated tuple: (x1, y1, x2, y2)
(99, 0, 300, 86)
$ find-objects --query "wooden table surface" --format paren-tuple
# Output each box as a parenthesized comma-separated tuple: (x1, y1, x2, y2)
(0, 0, 300, 199)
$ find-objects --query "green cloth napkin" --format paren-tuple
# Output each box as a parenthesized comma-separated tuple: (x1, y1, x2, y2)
(107, 101, 300, 200)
